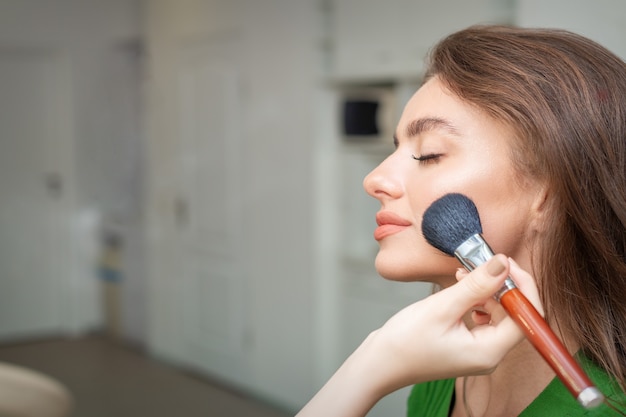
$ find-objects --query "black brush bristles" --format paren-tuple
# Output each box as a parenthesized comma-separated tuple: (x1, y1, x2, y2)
(421, 193, 483, 256)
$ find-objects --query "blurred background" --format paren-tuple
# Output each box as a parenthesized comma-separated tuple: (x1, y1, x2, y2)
(0, 0, 624, 416)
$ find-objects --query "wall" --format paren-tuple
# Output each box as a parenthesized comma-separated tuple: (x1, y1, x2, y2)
(142, 0, 321, 410)
(516, 0, 626, 59)
(0, 0, 143, 337)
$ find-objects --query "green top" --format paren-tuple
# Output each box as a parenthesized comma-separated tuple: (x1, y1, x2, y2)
(406, 354, 626, 416)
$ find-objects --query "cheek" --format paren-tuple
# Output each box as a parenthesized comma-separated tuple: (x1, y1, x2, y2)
(407, 158, 501, 211)
(475, 200, 533, 257)
(447, 162, 537, 262)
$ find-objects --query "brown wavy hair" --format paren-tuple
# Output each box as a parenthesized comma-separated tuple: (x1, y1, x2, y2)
(424, 25, 626, 392)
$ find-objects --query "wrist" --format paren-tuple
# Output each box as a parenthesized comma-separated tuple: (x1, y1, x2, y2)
(296, 333, 387, 417)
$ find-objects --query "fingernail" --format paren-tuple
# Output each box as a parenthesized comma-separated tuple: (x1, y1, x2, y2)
(487, 256, 506, 277)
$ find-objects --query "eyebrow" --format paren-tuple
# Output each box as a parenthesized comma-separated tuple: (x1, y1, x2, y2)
(404, 117, 460, 138)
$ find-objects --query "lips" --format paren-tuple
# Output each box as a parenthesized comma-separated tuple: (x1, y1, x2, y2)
(374, 211, 412, 241)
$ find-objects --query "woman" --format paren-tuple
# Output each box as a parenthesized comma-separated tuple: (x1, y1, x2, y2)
(297, 25, 626, 416)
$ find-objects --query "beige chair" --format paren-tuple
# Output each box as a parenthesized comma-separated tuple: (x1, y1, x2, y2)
(0, 362, 72, 417)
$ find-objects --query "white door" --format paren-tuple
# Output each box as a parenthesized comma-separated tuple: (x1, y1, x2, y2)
(176, 39, 249, 383)
(0, 50, 73, 340)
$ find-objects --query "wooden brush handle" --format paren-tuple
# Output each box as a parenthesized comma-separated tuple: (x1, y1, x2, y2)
(499, 288, 594, 399)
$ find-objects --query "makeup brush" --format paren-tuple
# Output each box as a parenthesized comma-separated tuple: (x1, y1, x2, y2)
(421, 193, 604, 409)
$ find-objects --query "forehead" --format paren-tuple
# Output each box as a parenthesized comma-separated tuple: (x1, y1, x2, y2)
(400, 78, 473, 126)
(398, 77, 512, 142)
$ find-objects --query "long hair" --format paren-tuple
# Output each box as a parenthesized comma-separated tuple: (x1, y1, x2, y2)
(424, 25, 626, 392)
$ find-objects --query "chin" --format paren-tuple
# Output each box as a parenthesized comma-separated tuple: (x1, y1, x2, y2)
(375, 265, 418, 282)
(374, 249, 459, 284)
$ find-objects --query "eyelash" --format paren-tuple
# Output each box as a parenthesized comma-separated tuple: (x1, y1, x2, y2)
(412, 153, 442, 165)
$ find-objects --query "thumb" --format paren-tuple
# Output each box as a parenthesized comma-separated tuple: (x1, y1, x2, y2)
(443, 254, 510, 317)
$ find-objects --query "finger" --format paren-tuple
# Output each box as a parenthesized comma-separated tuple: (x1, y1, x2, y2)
(481, 296, 508, 324)
(455, 268, 468, 282)
(435, 255, 510, 319)
(471, 308, 491, 325)
(508, 257, 544, 316)
(470, 309, 527, 356)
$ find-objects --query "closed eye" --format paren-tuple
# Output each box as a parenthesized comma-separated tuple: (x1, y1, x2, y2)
(412, 153, 442, 165)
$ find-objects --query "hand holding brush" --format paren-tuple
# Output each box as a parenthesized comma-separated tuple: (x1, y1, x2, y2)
(421, 193, 604, 409)
(297, 253, 539, 417)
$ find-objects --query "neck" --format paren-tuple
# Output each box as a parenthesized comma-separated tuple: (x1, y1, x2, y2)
(452, 339, 557, 417)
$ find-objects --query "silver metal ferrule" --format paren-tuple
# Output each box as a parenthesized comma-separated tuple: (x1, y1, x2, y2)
(577, 386, 604, 408)
(454, 234, 495, 271)
(454, 233, 517, 301)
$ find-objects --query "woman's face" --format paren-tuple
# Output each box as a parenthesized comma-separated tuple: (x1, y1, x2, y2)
(363, 77, 543, 286)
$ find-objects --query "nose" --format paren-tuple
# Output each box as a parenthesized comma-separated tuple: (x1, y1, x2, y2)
(363, 155, 404, 201)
